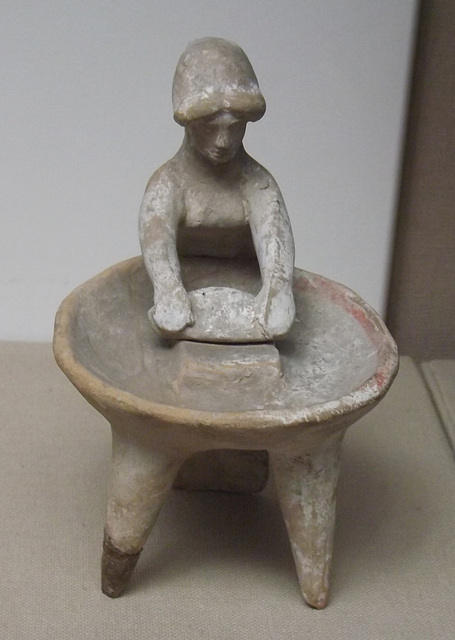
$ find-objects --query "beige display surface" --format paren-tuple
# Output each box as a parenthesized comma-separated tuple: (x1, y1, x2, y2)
(1, 343, 454, 638)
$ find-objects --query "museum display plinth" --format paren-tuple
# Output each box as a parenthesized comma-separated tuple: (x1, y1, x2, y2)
(53, 256, 398, 609)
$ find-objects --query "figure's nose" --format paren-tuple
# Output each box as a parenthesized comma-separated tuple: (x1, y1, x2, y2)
(215, 129, 231, 149)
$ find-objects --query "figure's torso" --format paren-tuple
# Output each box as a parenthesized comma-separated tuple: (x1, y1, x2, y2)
(177, 165, 256, 258)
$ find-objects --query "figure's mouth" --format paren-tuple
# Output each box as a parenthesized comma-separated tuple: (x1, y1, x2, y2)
(209, 148, 234, 163)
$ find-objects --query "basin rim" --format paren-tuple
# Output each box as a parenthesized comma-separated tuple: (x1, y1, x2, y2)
(53, 257, 399, 432)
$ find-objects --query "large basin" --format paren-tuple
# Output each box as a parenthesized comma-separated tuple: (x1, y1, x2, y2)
(53, 256, 398, 608)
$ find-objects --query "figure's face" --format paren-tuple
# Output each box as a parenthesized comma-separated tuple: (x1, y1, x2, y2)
(186, 111, 247, 165)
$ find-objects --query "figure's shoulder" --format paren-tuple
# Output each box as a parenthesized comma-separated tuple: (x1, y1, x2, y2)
(241, 152, 280, 193)
(143, 156, 182, 196)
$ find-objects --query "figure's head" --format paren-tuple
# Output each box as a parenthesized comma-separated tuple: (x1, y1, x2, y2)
(172, 37, 266, 127)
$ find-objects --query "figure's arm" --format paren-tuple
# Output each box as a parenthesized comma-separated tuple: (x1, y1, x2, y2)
(245, 167, 295, 338)
(139, 168, 193, 333)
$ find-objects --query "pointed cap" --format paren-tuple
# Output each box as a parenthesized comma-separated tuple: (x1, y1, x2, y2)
(172, 37, 266, 125)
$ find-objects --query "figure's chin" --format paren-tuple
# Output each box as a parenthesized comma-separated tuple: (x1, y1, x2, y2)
(206, 151, 235, 165)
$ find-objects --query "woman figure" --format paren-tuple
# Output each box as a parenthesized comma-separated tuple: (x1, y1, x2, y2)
(139, 37, 295, 341)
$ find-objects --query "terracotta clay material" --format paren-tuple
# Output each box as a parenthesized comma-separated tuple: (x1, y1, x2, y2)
(101, 533, 142, 598)
(53, 256, 398, 608)
(53, 37, 398, 608)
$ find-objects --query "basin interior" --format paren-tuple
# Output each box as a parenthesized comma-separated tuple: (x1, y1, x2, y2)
(68, 257, 386, 413)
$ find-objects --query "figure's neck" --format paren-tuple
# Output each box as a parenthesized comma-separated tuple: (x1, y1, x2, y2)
(179, 137, 245, 178)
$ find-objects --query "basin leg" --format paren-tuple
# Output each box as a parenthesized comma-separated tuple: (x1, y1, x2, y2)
(270, 431, 345, 609)
(102, 426, 184, 598)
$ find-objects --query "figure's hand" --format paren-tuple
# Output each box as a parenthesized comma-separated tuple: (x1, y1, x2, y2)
(149, 286, 194, 335)
(254, 283, 295, 339)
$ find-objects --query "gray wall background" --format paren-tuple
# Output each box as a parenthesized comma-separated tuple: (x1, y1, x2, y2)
(1, 1, 417, 340)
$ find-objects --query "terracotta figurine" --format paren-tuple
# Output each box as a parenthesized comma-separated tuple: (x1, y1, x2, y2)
(139, 37, 295, 342)
(53, 36, 399, 609)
